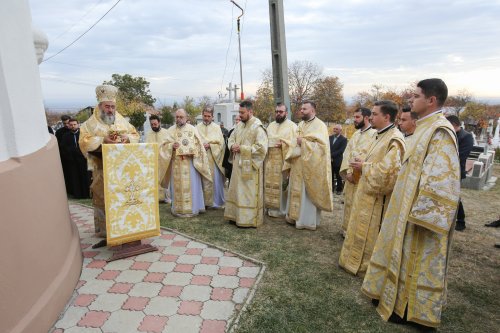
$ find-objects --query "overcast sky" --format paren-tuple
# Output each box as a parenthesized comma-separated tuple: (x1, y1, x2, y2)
(29, 0, 500, 110)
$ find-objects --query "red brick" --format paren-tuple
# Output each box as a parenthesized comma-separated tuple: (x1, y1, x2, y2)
(218, 267, 238, 276)
(211, 288, 233, 301)
(108, 282, 133, 294)
(174, 264, 194, 273)
(178, 301, 203, 315)
(76, 280, 86, 289)
(122, 296, 150, 311)
(240, 278, 256, 288)
(201, 257, 219, 265)
(77, 311, 110, 328)
(97, 270, 120, 280)
(160, 254, 178, 262)
(131, 261, 151, 270)
(185, 248, 202, 255)
(52, 329, 64, 333)
(138, 315, 168, 333)
(172, 240, 189, 247)
(243, 261, 257, 267)
(81, 243, 92, 249)
(191, 275, 212, 285)
(83, 251, 99, 258)
(74, 294, 97, 307)
(159, 285, 183, 297)
(223, 251, 237, 257)
(160, 234, 176, 240)
(86, 260, 107, 269)
(200, 320, 227, 333)
(144, 272, 166, 283)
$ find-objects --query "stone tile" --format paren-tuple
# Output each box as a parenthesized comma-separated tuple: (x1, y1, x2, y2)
(211, 275, 239, 289)
(238, 266, 261, 278)
(163, 246, 186, 255)
(78, 280, 115, 295)
(163, 314, 203, 333)
(201, 257, 219, 265)
(211, 288, 233, 301)
(174, 264, 194, 273)
(172, 240, 189, 247)
(135, 251, 163, 262)
(179, 285, 212, 301)
(79, 268, 103, 281)
(219, 267, 238, 276)
(192, 264, 219, 276)
(176, 255, 202, 265)
(54, 306, 88, 329)
(201, 248, 224, 258)
(177, 300, 203, 315)
(104, 259, 134, 271)
(173, 235, 189, 241)
(96, 270, 120, 280)
(218, 256, 243, 268)
(75, 280, 86, 290)
(122, 296, 150, 311)
(163, 272, 192, 286)
(223, 251, 237, 257)
(108, 282, 133, 294)
(151, 237, 174, 246)
(129, 282, 163, 298)
(115, 270, 148, 283)
(191, 275, 212, 285)
(200, 300, 235, 320)
(243, 260, 257, 267)
(159, 285, 183, 297)
(148, 261, 176, 273)
(83, 251, 99, 259)
(160, 233, 176, 240)
(185, 248, 203, 255)
(74, 294, 97, 307)
(77, 310, 111, 328)
(92, 251, 113, 261)
(186, 241, 208, 249)
(88, 293, 128, 312)
(240, 277, 256, 288)
(160, 254, 179, 262)
(232, 287, 250, 304)
(131, 261, 152, 270)
(144, 272, 166, 283)
(144, 296, 180, 316)
(64, 327, 102, 333)
(101, 309, 145, 333)
(200, 320, 227, 333)
(138, 315, 168, 333)
(86, 260, 107, 269)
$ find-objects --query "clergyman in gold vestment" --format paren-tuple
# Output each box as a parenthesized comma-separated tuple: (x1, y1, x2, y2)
(362, 79, 460, 328)
(224, 100, 268, 227)
(339, 107, 377, 235)
(196, 108, 226, 209)
(339, 100, 405, 276)
(285, 101, 333, 230)
(79, 84, 140, 241)
(145, 114, 171, 203)
(264, 103, 297, 218)
(159, 109, 211, 217)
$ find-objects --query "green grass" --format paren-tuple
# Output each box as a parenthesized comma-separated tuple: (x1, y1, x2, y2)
(70, 165, 500, 333)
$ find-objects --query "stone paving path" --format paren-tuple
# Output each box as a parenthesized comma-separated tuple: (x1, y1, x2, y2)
(50, 204, 264, 333)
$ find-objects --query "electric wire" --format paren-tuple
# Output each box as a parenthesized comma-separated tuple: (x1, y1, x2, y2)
(52, 0, 105, 41)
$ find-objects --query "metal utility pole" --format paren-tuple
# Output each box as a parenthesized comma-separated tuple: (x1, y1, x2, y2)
(231, 0, 244, 101)
(268, 0, 291, 118)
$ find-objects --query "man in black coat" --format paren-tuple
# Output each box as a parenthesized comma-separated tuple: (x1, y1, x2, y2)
(447, 115, 474, 231)
(329, 124, 348, 194)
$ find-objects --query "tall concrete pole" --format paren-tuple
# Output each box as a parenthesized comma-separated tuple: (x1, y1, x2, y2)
(268, 0, 291, 118)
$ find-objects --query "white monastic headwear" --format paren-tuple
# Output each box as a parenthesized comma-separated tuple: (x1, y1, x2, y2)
(95, 85, 118, 103)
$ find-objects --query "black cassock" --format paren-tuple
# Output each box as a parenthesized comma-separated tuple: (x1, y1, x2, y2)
(60, 130, 90, 199)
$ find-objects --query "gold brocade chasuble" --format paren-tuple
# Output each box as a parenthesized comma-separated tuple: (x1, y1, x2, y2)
(264, 119, 297, 210)
(285, 117, 333, 222)
(339, 127, 377, 233)
(146, 128, 170, 201)
(339, 125, 405, 276)
(196, 122, 226, 206)
(362, 113, 460, 328)
(79, 108, 140, 237)
(158, 124, 211, 215)
(102, 143, 160, 246)
(224, 116, 268, 227)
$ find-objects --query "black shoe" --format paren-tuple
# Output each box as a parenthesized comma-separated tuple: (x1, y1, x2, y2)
(485, 220, 500, 227)
(371, 299, 379, 306)
(388, 312, 406, 324)
(455, 223, 466, 231)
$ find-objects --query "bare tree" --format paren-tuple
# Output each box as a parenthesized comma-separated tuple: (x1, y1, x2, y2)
(288, 60, 323, 119)
(445, 89, 473, 116)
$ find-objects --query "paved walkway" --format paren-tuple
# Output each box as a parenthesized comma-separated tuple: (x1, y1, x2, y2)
(50, 204, 264, 333)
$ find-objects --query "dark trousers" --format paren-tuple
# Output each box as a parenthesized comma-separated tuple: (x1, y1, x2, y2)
(332, 165, 343, 193)
(457, 199, 465, 226)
